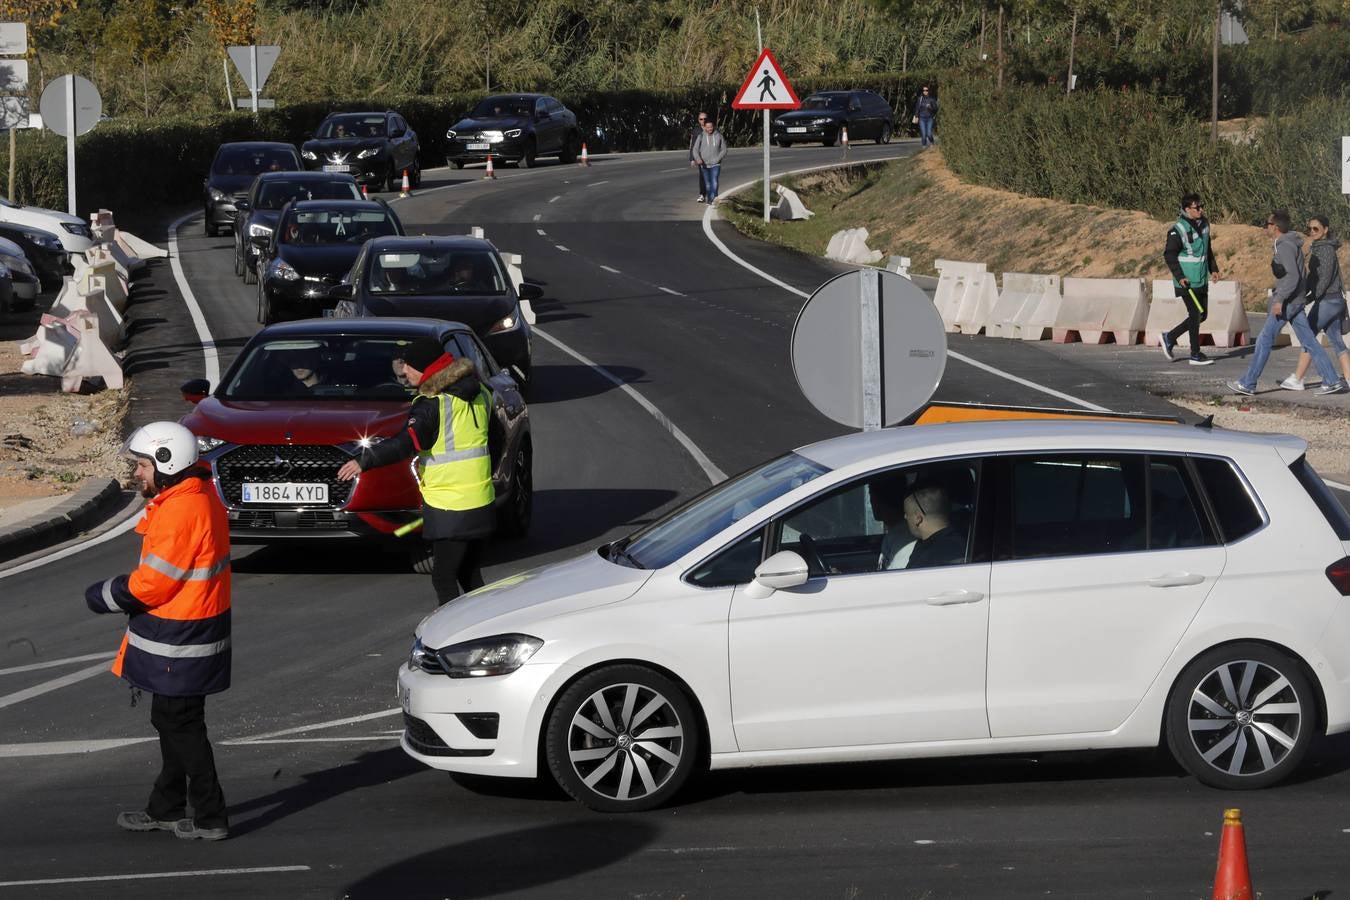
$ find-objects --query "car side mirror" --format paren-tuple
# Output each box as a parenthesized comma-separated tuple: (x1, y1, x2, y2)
(235, 200, 250, 212)
(181, 378, 210, 404)
(249, 232, 270, 249)
(517, 282, 542, 301)
(328, 282, 355, 300)
(743, 550, 809, 599)
(391, 128, 405, 138)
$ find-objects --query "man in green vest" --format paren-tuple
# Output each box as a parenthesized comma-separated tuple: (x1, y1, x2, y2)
(1161, 192, 1220, 365)
(337, 337, 494, 604)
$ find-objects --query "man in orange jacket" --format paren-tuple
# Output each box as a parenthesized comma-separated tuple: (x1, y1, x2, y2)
(86, 422, 232, 841)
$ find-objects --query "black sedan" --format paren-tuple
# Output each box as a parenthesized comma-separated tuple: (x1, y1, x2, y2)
(300, 111, 420, 193)
(203, 142, 302, 236)
(232, 171, 362, 284)
(771, 90, 894, 147)
(253, 199, 403, 325)
(445, 94, 581, 169)
(0, 222, 68, 287)
(329, 235, 537, 388)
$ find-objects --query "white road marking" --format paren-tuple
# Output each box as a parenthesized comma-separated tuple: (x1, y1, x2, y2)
(659, 166, 690, 173)
(0, 738, 156, 758)
(536, 229, 547, 236)
(0, 505, 142, 580)
(533, 327, 726, 484)
(701, 164, 1109, 413)
(549, 195, 561, 203)
(0, 652, 114, 676)
(228, 736, 400, 745)
(599, 265, 621, 274)
(222, 708, 401, 744)
(167, 212, 221, 386)
(555, 245, 570, 252)
(0, 867, 310, 889)
(532, 213, 541, 221)
(587, 180, 610, 187)
(0, 661, 113, 711)
(658, 286, 684, 296)
(1325, 478, 1349, 493)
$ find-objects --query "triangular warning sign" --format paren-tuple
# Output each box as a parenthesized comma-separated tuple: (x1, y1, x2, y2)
(732, 48, 800, 110)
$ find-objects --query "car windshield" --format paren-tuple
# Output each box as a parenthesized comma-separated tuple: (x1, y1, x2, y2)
(471, 97, 534, 118)
(279, 209, 398, 245)
(221, 336, 424, 401)
(257, 180, 362, 210)
(367, 249, 508, 295)
(615, 453, 831, 570)
(801, 95, 847, 110)
(317, 115, 386, 139)
(213, 147, 296, 176)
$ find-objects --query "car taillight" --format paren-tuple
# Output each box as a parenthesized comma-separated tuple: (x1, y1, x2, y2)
(1329, 556, 1350, 596)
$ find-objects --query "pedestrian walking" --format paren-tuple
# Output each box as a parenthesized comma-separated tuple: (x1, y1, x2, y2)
(691, 117, 727, 206)
(337, 338, 495, 604)
(690, 111, 708, 202)
(86, 422, 232, 841)
(914, 85, 938, 148)
(1161, 193, 1220, 366)
(1228, 211, 1346, 396)
(1280, 215, 1350, 393)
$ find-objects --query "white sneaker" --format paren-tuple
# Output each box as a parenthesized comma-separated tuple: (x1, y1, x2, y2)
(1279, 375, 1305, 391)
(696, 196, 705, 203)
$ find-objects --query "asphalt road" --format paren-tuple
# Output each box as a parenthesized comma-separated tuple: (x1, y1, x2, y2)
(3, 142, 1349, 899)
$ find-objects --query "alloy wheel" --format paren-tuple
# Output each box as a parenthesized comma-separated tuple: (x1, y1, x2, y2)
(566, 682, 685, 804)
(1185, 658, 1304, 779)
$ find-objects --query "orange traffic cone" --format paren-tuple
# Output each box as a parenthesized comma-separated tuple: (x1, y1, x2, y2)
(360, 183, 368, 199)
(841, 126, 850, 152)
(578, 142, 590, 167)
(399, 169, 411, 198)
(484, 154, 496, 179)
(1213, 808, 1254, 900)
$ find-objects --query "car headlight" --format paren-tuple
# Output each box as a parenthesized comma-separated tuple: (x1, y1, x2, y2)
(503, 128, 522, 139)
(208, 187, 227, 201)
(21, 229, 61, 250)
(273, 260, 301, 281)
(248, 222, 273, 238)
(489, 313, 518, 333)
(480, 130, 504, 143)
(61, 222, 91, 237)
(340, 435, 386, 454)
(196, 436, 225, 453)
(445, 129, 457, 139)
(431, 634, 543, 678)
(0, 253, 33, 275)
(301, 150, 317, 160)
(812, 117, 833, 125)
(356, 148, 379, 159)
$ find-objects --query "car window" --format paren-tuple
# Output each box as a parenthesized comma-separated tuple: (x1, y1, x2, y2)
(318, 115, 386, 139)
(367, 248, 507, 295)
(1148, 456, 1215, 549)
(279, 209, 399, 245)
(472, 96, 534, 118)
(547, 98, 564, 113)
(1289, 456, 1350, 540)
(535, 99, 549, 117)
(687, 529, 764, 588)
(221, 337, 415, 401)
(847, 94, 862, 110)
(774, 460, 979, 578)
(802, 95, 846, 111)
(1192, 456, 1265, 543)
(257, 180, 361, 210)
(213, 147, 297, 176)
(451, 332, 498, 379)
(1009, 455, 1146, 560)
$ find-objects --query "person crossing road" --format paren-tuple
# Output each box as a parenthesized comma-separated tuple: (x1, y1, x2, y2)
(1161, 193, 1220, 366)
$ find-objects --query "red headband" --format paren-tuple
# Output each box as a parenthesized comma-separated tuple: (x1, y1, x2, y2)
(418, 353, 455, 381)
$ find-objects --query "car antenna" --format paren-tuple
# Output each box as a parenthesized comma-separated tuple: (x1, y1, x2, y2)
(1194, 414, 1214, 429)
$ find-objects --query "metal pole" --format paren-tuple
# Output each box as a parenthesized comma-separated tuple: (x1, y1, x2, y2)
(65, 76, 76, 216)
(250, 44, 259, 114)
(223, 56, 234, 111)
(763, 109, 770, 223)
(8, 126, 14, 202)
(1210, 1, 1219, 145)
(859, 267, 882, 431)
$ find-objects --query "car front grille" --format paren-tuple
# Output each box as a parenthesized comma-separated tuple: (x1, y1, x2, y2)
(231, 509, 351, 530)
(216, 444, 353, 508)
(404, 713, 492, 757)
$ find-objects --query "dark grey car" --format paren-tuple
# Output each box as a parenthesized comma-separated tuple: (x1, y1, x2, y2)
(771, 91, 894, 147)
(445, 94, 581, 168)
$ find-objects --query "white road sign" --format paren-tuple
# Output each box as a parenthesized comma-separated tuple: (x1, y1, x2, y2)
(0, 58, 25, 93)
(0, 23, 26, 56)
(39, 75, 101, 137)
(732, 48, 800, 110)
(0, 95, 27, 129)
(228, 45, 280, 91)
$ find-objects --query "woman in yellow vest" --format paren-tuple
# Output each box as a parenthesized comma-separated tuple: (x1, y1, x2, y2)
(337, 337, 494, 604)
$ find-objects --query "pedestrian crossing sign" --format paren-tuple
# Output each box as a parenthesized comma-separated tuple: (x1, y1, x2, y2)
(732, 48, 800, 110)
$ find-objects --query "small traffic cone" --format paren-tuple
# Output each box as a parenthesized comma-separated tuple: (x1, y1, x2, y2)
(360, 183, 368, 199)
(841, 126, 850, 153)
(399, 169, 411, 198)
(484, 154, 496, 179)
(1213, 808, 1254, 900)
(578, 142, 590, 167)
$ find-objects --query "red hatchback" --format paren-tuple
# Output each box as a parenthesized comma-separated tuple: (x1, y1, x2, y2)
(178, 317, 532, 570)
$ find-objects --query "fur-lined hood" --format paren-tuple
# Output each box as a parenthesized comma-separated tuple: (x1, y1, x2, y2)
(418, 356, 478, 397)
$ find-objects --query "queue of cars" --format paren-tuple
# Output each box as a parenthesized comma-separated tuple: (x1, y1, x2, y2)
(0, 196, 81, 312)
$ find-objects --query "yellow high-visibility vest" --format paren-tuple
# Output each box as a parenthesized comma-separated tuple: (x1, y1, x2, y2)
(417, 390, 493, 511)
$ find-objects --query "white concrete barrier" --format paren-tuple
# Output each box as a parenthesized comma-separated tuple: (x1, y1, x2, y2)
(500, 251, 537, 325)
(116, 230, 168, 261)
(106, 235, 145, 275)
(933, 259, 989, 333)
(825, 228, 883, 265)
(84, 246, 130, 282)
(19, 310, 124, 392)
(1055, 277, 1147, 344)
(1144, 281, 1251, 348)
(769, 184, 814, 221)
(90, 209, 115, 242)
(888, 255, 911, 279)
(987, 273, 1061, 340)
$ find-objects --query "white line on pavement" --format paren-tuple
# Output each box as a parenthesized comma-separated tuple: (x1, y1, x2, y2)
(532, 213, 541, 221)
(549, 195, 561, 203)
(167, 212, 221, 387)
(658, 286, 684, 296)
(0, 509, 141, 580)
(0, 738, 156, 758)
(588, 180, 610, 187)
(555, 245, 570, 252)
(532, 328, 726, 484)
(227, 736, 400, 745)
(600, 265, 621, 274)
(0, 867, 311, 889)
(536, 228, 547, 236)
(0, 652, 114, 676)
(659, 167, 690, 173)
(1325, 478, 1349, 493)
(222, 708, 401, 744)
(0, 661, 115, 710)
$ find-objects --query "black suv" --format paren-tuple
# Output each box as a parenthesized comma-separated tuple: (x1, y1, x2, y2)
(203, 142, 302, 237)
(445, 94, 581, 169)
(232, 171, 362, 284)
(300, 111, 420, 193)
(771, 91, 894, 147)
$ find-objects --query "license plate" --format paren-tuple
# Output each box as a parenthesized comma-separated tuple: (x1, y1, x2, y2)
(241, 482, 329, 504)
(467, 143, 490, 150)
(398, 682, 411, 713)
(322, 164, 350, 173)
(787, 127, 807, 133)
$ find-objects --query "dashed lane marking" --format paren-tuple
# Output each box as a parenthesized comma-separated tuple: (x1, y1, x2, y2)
(536, 229, 547, 236)
(549, 195, 561, 203)
(0, 652, 114, 676)
(532, 213, 541, 221)
(0, 738, 156, 759)
(0, 867, 311, 889)
(600, 265, 621, 274)
(222, 708, 401, 745)
(658, 286, 684, 296)
(588, 180, 610, 187)
(0, 661, 112, 711)
(555, 245, 570, 252)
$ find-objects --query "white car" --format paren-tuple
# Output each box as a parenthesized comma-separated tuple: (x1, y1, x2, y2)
(0, 196, 94, 253)
(397, 420, 1350, 811)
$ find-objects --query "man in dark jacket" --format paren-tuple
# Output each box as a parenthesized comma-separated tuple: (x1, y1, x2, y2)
(337, 337, 495, 603)
(901, 483, 966, 569)
(1161, 193, 1220, 366)
(689, 111, 708, 202)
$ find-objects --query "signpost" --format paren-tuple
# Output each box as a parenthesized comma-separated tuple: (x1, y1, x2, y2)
(732, 46, 799, 223)
(39, 75, 102, 216)
(0, 22, 29, 200)
(1342, 136, 1349, 195)
(227, 45, 280, 114)
(791, 269, 948, 430)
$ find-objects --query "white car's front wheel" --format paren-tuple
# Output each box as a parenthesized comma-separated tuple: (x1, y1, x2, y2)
(545, 665, 699, 812)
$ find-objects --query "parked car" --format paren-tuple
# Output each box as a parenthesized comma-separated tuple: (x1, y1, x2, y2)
(396, 418, 1350, 811)
(445, 94, 581, 169)
(178, 317, 533, 569)
(0, 237, 41, 307)
(0, 223, 69, 287)
(0, 195, 94, 253)
(253, 199, 403, 325)
(203, 142, 302, 237)
(300, 111, 421, 193)
(771, 90, 894, 147)
(330, 235, 538, 388)
(0, 263, 15, 313)
(232, 171, 362, 284)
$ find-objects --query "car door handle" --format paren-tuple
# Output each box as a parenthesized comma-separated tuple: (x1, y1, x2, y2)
(925, 589, 985, 606)
(1147, 572, 1205, 588)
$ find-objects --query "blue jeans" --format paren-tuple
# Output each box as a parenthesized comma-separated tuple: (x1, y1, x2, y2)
(701, 165, 721, 202)
(1309, 295, 1348, 357)
(1239, 307, 1341, 390)
(919, 117, 935, 146)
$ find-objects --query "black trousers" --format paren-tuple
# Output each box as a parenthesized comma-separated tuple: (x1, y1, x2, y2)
(147, 693, 228, 828)
(1167, 284, 1210, 352)
(431, 538, 485, 605)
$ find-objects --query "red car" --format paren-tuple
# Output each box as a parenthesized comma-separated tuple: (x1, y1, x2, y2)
(178, 317, 532, 571)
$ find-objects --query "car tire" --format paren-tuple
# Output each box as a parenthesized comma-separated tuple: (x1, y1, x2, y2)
(520, 139, 538, 169)
(411, 157, 422, 187)
(877, 122, 892, 145)
(233, 237, 245, 277)
(559, 133, 580, 164)
(203, 213, 213, 237)
(1165, 642, 1316, 790)
(257, 281, 274, 325)
(545, 664, 700, 812)
(822, 134, 837, 148)
(497, 441, 532, 538)
(243, 257, 257, 285)
(452, 160, 465, 170)
(410, 541, 435, 575)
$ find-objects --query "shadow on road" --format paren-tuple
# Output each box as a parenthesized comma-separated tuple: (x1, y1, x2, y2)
(336, 820, 660, 899)
(525, 363, 648, 404)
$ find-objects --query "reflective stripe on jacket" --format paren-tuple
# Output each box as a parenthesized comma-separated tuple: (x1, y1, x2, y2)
(417, 389, 494, 512)
(1171, 216, 1210, 289)
(88, 475, 232, 696)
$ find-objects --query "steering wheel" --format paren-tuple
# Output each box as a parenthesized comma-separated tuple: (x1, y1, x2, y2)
(797, 534, 827, 576)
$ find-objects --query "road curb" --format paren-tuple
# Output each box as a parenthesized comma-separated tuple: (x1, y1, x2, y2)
(0, 477, 128, 564)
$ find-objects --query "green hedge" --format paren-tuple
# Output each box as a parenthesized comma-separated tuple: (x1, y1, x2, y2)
(0, 74, 940, 215)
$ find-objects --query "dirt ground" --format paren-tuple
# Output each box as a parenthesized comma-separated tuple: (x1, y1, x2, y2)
(1169, 396, 1350, 476)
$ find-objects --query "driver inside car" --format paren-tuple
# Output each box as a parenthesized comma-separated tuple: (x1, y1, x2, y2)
(869, 472, 916, 570)
(281, 349, 327, 393)
(901, 483, 967, 569)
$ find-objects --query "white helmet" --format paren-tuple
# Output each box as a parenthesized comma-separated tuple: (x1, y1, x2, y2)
(124, 422, 199, 476)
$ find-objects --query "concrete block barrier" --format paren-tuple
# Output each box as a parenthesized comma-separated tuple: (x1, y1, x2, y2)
(1055, 277, 1147, 344)
(60, 310, 125, 391)
(106, 236, 145, 275)
(84, 246, 130, 282)
(89, 209, 115, 242)
(825, 228, 883, 265)
(1144, 281, 1251, 348)
(987, 272, 1061, 340)
(933, 259, 989, 333)
(20, 314, 79, 377)
(769, 184, 814, 221)
(116, 230, 168, 261)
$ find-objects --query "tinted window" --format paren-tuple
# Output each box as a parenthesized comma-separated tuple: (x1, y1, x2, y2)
(279, 209, 398, 245)
(1148, 456, 1214, 549)
(318, 115, 386, 138)
(802, 94, 847, 111)
(222, 336, 416, 401)
(547, 98, 564, 113)
(256, 179, 360, 209)
(1290, 456, 1350, 540)
(1010, 456, 1146, 559)
(535, 99, 549, 117)
(367, 248, 507, 295)
(213, 146, 296, 176)
(688, 529, 764, 588)
(1192, 457, 1264, 543)
(452, 332, 498, 377)
(472, 96, 534, 118)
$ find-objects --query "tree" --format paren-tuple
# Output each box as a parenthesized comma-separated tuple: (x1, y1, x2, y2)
(0, 0, 79, 52)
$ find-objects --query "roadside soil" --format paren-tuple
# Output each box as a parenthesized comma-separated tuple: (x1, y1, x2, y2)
(1169, 396, 1350, 476)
